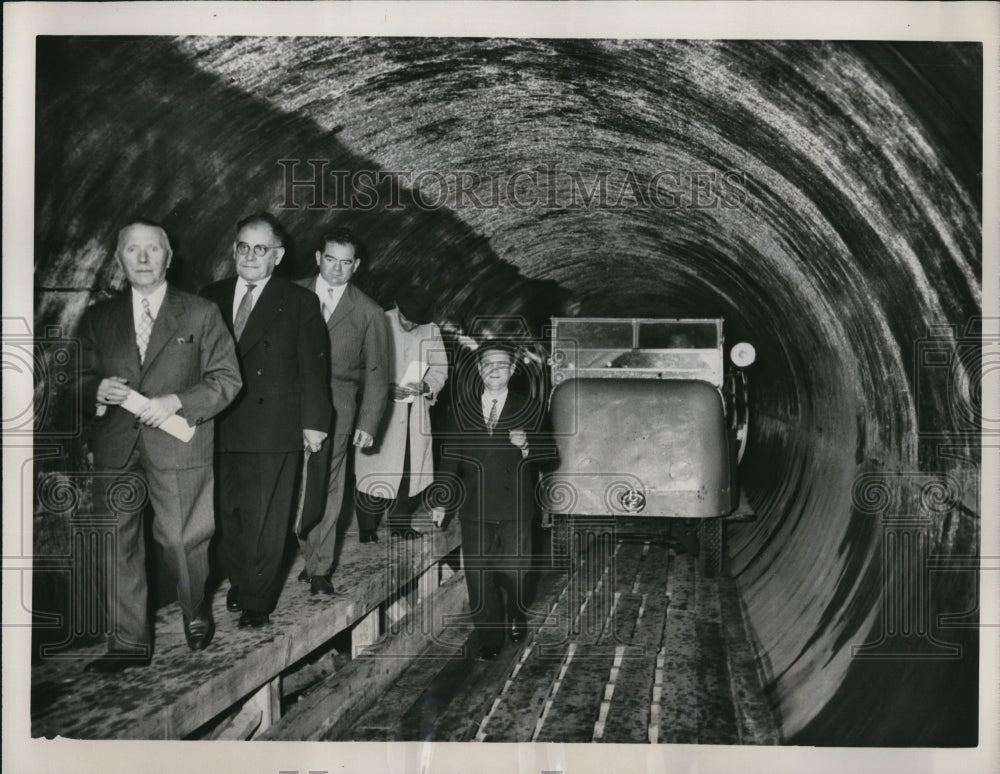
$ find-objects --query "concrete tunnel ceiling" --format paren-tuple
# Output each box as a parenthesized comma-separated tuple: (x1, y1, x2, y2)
(34, 37, 982, 745)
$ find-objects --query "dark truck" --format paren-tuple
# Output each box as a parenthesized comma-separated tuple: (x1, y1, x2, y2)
(540, 317, 755, 576)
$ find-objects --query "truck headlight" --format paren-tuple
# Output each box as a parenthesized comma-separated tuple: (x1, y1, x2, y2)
(730, 342, 756, 367)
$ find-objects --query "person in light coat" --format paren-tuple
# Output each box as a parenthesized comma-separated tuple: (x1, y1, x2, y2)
(354, 284, 448, 539)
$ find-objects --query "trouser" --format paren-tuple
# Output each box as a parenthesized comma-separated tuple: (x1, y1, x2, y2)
(218, 450, 299, 613)
(355, 418, 422, 533)
(94, 441, 214, 655)
(297, 430, 350, 576)
(459, 517, 533, 654)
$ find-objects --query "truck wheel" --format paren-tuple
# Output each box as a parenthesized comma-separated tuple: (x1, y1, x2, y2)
(698, 518, 725, 578)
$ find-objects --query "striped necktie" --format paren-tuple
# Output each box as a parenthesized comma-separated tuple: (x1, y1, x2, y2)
(486, 399, 498, 435)
(234, 283, 257, 340)
(136, 297, 154, 363)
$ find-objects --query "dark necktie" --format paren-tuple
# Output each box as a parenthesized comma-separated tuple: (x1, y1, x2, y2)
(486, 398, 498, 435)
(233, 283, 257, 340)
(136, 297, 154, 363)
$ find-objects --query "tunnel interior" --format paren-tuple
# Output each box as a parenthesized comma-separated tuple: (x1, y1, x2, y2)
(32, 37, 982, 745)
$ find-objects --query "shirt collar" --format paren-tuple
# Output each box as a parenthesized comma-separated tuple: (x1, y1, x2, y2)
(316, 275, 348, 300)
(131, 282, 168, 319)
(482, 389, 509, 413)
(237, 274, 271, 296)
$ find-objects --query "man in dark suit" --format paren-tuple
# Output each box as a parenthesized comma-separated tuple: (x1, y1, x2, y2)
(201, 213, 331, 627)
(294, 227, 388, 595)
(79, 219, 242, 672)
(432, 341, 556, 660)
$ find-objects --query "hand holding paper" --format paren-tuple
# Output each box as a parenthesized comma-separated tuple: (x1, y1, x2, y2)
(394, 360, 428, 403)
(122, 389, 196, 442)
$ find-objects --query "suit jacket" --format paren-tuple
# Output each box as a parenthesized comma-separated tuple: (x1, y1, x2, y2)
(293, 277, 389, 438)
(201, 276, 332, 453)
(78, 284, 242, 469)
(438, 391, 557, 524)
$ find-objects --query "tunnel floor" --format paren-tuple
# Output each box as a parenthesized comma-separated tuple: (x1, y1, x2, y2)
(337, 539, 781, 744)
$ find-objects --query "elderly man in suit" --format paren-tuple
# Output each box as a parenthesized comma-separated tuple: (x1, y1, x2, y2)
(294, 227, 388, 594)
(78, 219, 242, 672)
(201, 213, 331, 628)
(432, 341, 556, 660)
(354, 283, 448, 539)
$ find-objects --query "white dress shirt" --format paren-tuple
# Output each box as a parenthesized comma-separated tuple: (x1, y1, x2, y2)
(315, 276, 347, 319)
(132, 281, 168, 330)
(482, 388, 509, 425)
(232, 275, 272, 322)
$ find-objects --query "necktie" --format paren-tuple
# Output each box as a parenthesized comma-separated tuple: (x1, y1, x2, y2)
(486, 399, 498, 435)
(234, 283, 257, 340)
(321, 287, 335, 321)
(136, 297, 154, 363)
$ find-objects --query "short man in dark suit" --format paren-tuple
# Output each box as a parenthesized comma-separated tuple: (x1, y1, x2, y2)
(78, 219, 242, 672)
(432, 341, 556, 659)
(201, 213, 332, 627)
(294, 227, 388, 595)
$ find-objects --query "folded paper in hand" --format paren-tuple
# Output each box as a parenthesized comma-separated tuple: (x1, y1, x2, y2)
(122, 389, 196, 442)
(395, 360, 428, 403)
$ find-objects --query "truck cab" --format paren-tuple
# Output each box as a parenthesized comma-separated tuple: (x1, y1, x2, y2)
(542, 317, 754, 576)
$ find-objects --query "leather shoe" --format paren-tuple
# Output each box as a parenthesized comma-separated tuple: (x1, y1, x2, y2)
(509, 616, 527, 644)
(84, 652, 151, 674)
(297, 569, 310, 583)
(238, 610, 270, 629)
(183, 611, 215, 651)
(360, 531, 378, 544)
(310, 574, 335, 595)
(226, 587, 241, 613)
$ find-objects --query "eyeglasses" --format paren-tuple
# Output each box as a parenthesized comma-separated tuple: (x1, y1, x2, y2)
(235, 242, 279, 257)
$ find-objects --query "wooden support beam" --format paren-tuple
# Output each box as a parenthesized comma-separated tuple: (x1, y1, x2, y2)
(353, 608, 380, 658)
(207, 702, 263, 741)
(261, 572, 469, 741)
(32, 521, 463, 741)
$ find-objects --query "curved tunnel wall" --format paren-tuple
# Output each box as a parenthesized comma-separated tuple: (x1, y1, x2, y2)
(33, 37, 981, 745)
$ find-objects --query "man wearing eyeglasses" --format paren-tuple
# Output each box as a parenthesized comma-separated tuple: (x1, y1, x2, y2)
(201, 213, 331, 628)
(293, 227, 388, 595)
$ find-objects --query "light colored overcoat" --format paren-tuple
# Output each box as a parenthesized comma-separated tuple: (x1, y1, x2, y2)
(355, 308, 448, 498)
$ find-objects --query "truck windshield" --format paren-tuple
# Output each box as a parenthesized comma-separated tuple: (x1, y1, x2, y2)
(557, 320, 633, 349)
(638, 321, 719, 349)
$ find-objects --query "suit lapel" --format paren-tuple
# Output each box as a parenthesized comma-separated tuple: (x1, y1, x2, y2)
(238, 278, 284, 354)
(112, 292, 142, 383)
(218, 277, 238, 330)
(494, 392, 525, 432)
(326, 282, 356, 332)
(141, 285, 182, 375)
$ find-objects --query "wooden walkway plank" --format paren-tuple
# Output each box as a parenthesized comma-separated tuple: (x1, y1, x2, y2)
(405, 562, 569, 743)
(599, 545, 672, 742)
(32, 521, 462, 740)
(717, 577, 781, 744)
(484, 539, 615, 742)
(535, 542, 645, 742)
(692, 576, 738, 743)
(656, 550, 700, 743)
(694, 617, 739, 744)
